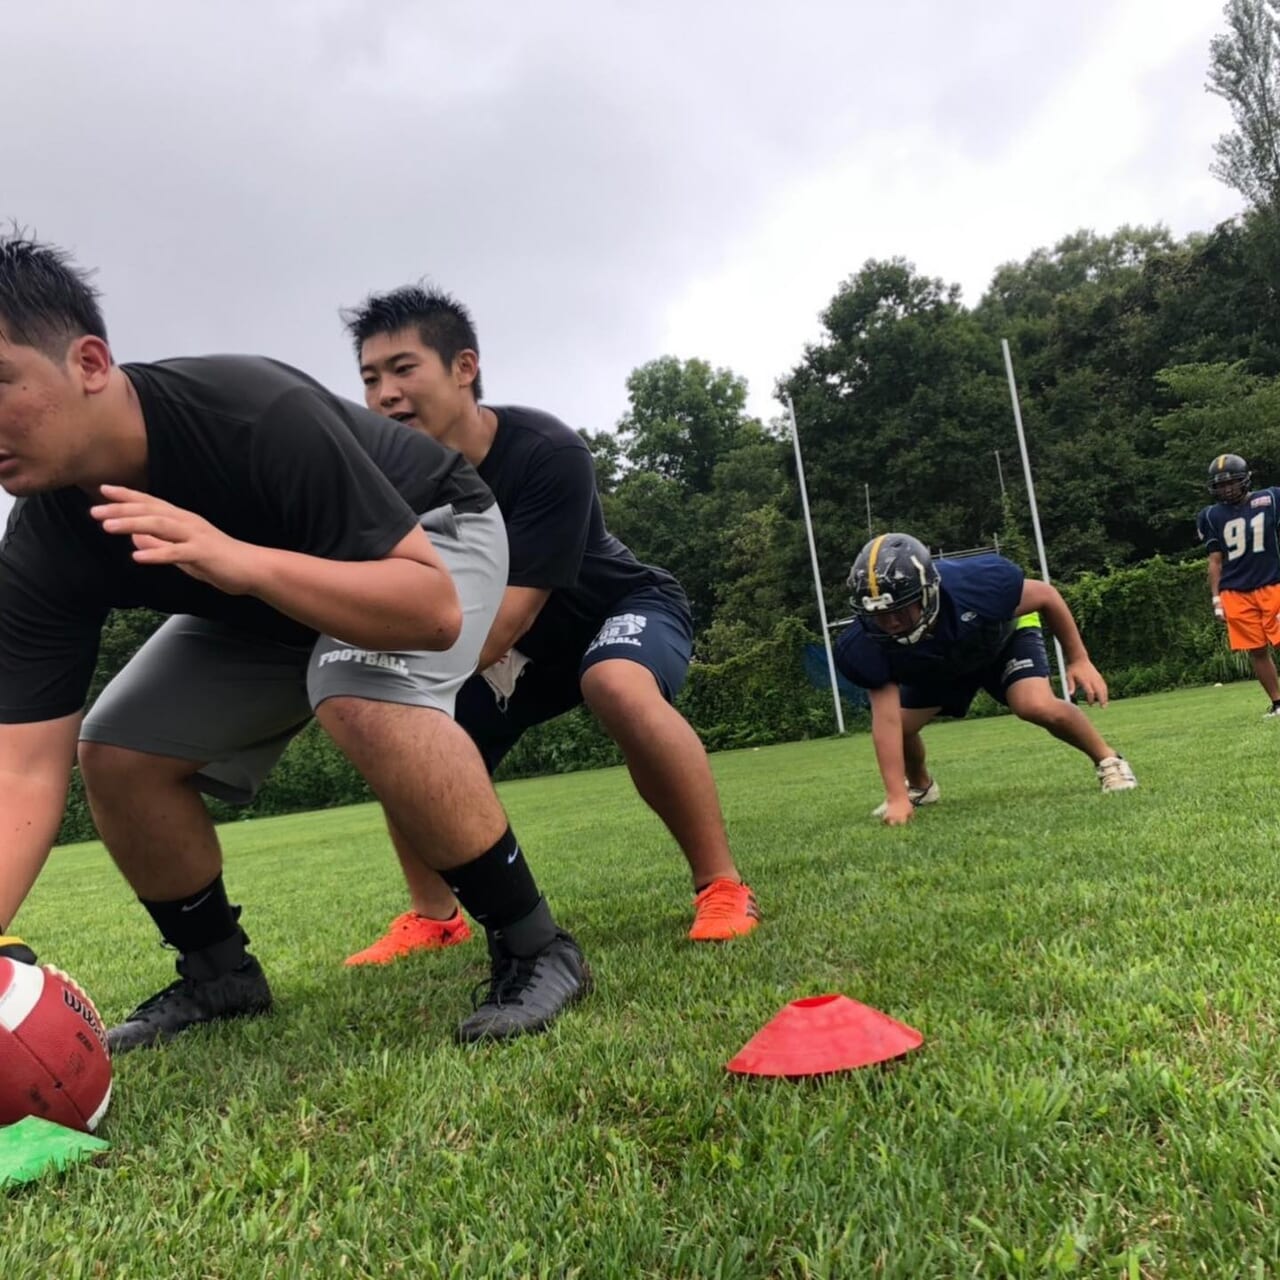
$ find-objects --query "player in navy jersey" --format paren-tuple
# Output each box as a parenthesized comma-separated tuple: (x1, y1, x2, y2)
(0, 234, 590, 1049)
(834, 533, 1136, 826)
(338, 285, 759, 956)
(1196, 453, 1280, 717)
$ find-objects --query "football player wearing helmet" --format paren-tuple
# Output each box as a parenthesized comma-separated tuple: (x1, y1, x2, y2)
(1197, 454, 1280, 717)
(835, 533, 1136, 825)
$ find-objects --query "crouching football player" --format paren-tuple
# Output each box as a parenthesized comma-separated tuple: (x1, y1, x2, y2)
(835, 533, 1136, 826)
(0, 234, 589, 1047)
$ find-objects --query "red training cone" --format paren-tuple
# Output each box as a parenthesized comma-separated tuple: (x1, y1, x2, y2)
(726, 994, 923, 1077)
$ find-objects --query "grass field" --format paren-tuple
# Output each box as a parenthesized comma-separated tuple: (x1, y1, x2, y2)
(7, 683, 1280, 1278)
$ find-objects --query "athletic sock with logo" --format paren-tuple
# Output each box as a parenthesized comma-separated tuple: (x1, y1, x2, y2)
(141, 874, 241, 956)
(445, 827, 544, 934)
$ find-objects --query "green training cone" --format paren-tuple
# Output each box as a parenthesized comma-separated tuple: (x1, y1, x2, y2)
(0, 1115, 109, 1188)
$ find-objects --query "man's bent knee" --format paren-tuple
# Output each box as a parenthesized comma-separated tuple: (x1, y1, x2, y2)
(1011, 695, 1071, 728)
(77, 740, 207, 793)
(581, 659, 664, 718)
(315, 694, 447, 753)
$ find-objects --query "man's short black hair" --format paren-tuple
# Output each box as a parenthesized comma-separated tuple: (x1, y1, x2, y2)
(0, 230, 108, 357)
(343, 284, 483, 400)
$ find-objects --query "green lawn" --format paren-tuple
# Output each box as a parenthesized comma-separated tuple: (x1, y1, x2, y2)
(7, 684, 1280, 1278)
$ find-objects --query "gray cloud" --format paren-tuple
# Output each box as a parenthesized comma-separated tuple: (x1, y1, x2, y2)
(3, 3, 1109, 406)
(0, 0, 1231, 531)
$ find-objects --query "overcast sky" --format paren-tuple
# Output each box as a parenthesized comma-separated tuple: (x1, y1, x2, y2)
(2, 0, 1240, 526)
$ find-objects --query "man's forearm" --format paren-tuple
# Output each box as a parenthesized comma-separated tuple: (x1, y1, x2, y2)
(246, 548, 462, 651)
(476, 587, 551, 673)
(477, 604, 533, 673)
(1037, 592, 1089, 663)
(477, 630, 521, 674)
(869, 709, 910, 801)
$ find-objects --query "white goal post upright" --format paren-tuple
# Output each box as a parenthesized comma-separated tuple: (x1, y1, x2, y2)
(1000, 338, 1072, 702)
(786, 396, 845, 735)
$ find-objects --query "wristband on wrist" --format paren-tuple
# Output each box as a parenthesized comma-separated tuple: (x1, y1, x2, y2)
(0, 935, 36, 964)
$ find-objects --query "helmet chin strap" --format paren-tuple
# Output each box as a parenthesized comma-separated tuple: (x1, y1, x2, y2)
(891, 583, 940, 645)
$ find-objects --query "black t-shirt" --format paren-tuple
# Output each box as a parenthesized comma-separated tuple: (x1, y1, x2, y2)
(479, 406, 685, 663)
(0, 355, 493, 724)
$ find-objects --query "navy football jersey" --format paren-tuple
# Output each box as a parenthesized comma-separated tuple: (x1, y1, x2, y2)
(1196, 488, 1280, 592)
(834, 554, 1024, 690)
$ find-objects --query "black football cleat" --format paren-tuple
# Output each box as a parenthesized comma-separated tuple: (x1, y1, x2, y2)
(107, 933, 273, 1054)
(457, 929, 591, 1044)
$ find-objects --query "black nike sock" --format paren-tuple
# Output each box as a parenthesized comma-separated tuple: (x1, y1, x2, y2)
(141, 875, 240, 955)
(445, 827, 545, 935)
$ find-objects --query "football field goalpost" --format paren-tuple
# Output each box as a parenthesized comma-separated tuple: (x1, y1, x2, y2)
(1001, 339, 1072, 702)
(786, 340, 1075, 729)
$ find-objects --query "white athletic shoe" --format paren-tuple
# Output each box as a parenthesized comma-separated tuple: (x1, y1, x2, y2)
(1263, 704, 1280, 719)
(872, 778, 940, 818)
(1095, 755, 1137, 792)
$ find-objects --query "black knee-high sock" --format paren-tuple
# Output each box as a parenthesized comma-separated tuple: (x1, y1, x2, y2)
(141, 874, 240, 955)
(445, 828, 554, 952)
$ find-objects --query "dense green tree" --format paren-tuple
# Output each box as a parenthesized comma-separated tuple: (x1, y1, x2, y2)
(88, 609, 165, 704)
(577, 427, 624, 494)
(779, 258, 1014, 614)
(1151, 362, 1280, 530)
(1207, 0, 1280, 210)
(615, 356, 757, 495)
(602, 356, 800, 632)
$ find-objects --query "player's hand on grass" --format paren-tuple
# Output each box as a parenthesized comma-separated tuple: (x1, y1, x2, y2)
(1065, 659, 1109, 707)
(881, 796, 915, 826)
(92, 485, 260, 595)
(0, 935, 37, 965)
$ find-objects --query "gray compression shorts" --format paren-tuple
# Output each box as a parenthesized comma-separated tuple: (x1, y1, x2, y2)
(78, 504, 507, 804)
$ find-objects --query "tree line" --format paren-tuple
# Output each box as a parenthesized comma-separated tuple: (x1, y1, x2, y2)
(590, 211, 1280, 660)
(586, 0, 1280, 652)
(50, 0, 1280, 841)
(87, 0, 1280, 692)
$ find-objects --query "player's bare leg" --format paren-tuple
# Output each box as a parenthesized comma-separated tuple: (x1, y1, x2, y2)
(580, 660, 734, 882)
(80, 742, 273, 1053)
(317, 698, 507, 866)
(385, 827, 460, 916)
(580, 659, 758, 940)
(79, 744, 224, 898)
(318, 696, 590, 1039)
(342, 824, 470, 967)
(1246, 645, 1280, 701)
(1005, 678, 1136, 791)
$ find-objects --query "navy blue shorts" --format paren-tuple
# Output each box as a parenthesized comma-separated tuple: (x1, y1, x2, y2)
(899, 626, 1052, 719)
(455, 587, 693, 773)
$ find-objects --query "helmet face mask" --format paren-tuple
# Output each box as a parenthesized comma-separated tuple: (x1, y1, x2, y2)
(1208, 453, 1251, 505)
(847, 533, 941, 645)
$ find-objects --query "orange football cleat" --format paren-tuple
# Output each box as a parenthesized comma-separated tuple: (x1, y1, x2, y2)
(343, 910, 472, 967)
(688, 878, 761, 942)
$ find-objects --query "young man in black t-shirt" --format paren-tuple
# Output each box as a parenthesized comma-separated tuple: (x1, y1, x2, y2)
(0, 235, 589, 1048)
(338, 286, 759, 963)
